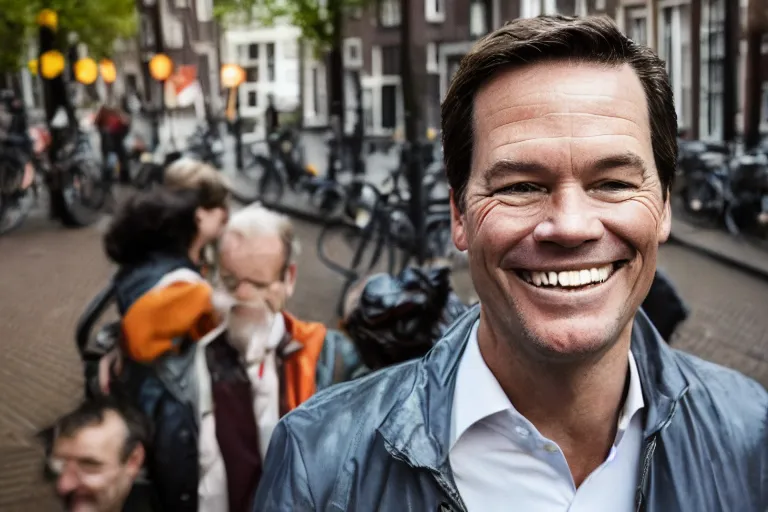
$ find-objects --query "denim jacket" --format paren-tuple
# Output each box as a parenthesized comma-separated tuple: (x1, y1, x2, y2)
(254, 307, 768, 511)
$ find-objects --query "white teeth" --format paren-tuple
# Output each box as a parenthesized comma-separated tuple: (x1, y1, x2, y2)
(524, 264, 616, 289)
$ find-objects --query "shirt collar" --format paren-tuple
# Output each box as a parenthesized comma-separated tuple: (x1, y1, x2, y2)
(450, 321, 512, 449)
(451, 320, 645, 449)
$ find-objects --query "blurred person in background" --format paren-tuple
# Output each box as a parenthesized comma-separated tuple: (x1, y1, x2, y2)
(98, 159, 229, 511)
(192, 203, 365, 510)
(49, 395, 156, 512)
(94, 98, 131, 184)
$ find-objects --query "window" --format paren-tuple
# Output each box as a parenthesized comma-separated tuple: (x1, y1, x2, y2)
(140, 15, 155, 47)
(249, 44, 259, 61)
(379, 0, 401, 27)
(626, 8, 647, 46)
(312, 68, 320, 115)
(381, 84, 398, 129)
(381, 45, 400, 75)
(266, 43, 275, 81)
(426, 42, 438, 73)
(247, 91, 258, 107)
(470, 0, 489, 38)
(426, 0, 446, 23)
(246, 65, 259, 83)
(344, 38, 363, 69)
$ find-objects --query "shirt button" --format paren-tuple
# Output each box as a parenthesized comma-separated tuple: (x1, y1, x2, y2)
(514, 426, 530, 438)
(543, 443, 559, 453)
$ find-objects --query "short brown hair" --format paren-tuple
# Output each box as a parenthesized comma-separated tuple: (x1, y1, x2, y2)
(442, 15, 677, 210)
(163, 158, 230, 210)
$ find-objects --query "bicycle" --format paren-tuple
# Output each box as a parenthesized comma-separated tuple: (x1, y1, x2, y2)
(317, 146, 453, 316)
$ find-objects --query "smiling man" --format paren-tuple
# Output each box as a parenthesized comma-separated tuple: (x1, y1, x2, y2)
(254, 15, 768, 512)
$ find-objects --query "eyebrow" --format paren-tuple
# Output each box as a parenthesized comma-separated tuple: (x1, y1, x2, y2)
(482, 150, 648, 186)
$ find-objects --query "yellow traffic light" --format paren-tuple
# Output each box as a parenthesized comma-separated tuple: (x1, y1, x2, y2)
(37, 9, 58, 31)
(74, 58, 98, 85)
(40, 50, 65, 80)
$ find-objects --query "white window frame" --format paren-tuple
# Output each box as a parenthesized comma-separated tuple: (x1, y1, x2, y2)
(425, 0, 446, 23)
(521, 0, 541, 18)
(426, 42, 439, 74)
(196, 0, 213, 21)
(380, 0, 401, 27)
(470, 0, 488, 37)
(626, 7, 648, 46)
(344, 37, 363, 69)
(543, 0, 556, 15)
(575, 0, 588, 17)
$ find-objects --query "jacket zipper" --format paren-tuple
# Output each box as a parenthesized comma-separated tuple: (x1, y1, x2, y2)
(634, 387, 689, 512)
(385, 446, 467, 512)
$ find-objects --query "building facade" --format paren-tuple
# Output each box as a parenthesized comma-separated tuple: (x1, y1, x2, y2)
(136, 0, 221, 112)
(342, 0, 620, 136)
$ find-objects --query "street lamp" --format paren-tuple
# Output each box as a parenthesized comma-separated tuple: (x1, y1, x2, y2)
(73, 58, 98, 85)
(220, 63, 246, 169)
(148, 53, 174, 149)
(99, 59, 117, 85)
(39, 50, 65, 80)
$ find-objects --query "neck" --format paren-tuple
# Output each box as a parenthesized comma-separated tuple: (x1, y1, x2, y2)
(477, 309, 633, 486)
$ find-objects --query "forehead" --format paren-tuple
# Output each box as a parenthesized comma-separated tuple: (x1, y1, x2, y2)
(53, 412, 126, 461)
(220, 231, 284, 271)
(471, 61, 652, 171)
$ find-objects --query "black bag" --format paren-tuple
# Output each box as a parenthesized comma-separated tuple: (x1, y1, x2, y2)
(343, 266, 468, 371)
(641, 269, 690, 343)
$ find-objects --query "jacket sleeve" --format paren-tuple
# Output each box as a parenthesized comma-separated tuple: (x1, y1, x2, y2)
(252, 420, 316, 511)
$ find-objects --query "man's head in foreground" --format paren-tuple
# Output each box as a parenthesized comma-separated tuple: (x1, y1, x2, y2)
(444, 15, 676, 361)
(50, 396, 150, 512)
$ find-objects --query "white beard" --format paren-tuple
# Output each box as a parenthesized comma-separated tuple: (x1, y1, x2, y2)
(213, 289, 278, 363)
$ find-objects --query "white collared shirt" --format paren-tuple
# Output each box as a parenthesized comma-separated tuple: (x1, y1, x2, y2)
(449, 321, 645, 512)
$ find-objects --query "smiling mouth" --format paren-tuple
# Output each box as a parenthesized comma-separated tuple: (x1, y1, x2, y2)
(514, 260, 629, 291)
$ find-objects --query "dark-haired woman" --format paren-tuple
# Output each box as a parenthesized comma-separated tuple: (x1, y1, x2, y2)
(103, 162, 229, 512)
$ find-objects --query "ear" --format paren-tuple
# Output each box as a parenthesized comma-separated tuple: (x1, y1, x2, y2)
(284, 262, 298, 298)
(450, 189, 468, 251)
(658, 196, 672, 243)
(125, 444, 145, 480)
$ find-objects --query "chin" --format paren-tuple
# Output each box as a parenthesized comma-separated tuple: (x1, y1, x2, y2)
(517, 316, 625, 362)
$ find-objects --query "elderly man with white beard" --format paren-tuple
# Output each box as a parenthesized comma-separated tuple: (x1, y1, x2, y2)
(193, 203, 365, 511)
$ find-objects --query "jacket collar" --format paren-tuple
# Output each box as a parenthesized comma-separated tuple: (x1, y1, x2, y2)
(377, 305, 690, 473)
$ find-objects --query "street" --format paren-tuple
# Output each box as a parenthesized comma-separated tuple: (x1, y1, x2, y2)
(1, 204, 768, 510)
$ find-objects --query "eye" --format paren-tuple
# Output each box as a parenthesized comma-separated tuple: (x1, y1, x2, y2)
(596, 181, 635, 191)
(495, 182, 546, 194)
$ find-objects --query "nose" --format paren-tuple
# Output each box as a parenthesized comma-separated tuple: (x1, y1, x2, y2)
(56, 467, 79, 496)
(532, 185, 604, 248)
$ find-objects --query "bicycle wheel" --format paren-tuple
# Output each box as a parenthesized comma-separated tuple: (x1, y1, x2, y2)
(55, 158, 106, 227)
(0, 190, 33, 235)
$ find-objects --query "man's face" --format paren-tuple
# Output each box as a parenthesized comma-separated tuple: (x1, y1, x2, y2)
(452, 61, 671, 360)
(52, 411, 142, 512)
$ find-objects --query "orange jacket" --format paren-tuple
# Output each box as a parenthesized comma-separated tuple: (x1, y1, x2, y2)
(281, 312, 327, 412)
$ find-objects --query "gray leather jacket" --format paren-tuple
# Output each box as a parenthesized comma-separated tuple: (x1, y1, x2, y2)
(254, 307, 768, 511)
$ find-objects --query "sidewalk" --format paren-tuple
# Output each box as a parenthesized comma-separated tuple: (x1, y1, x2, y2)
(669, 213, 768, 281)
